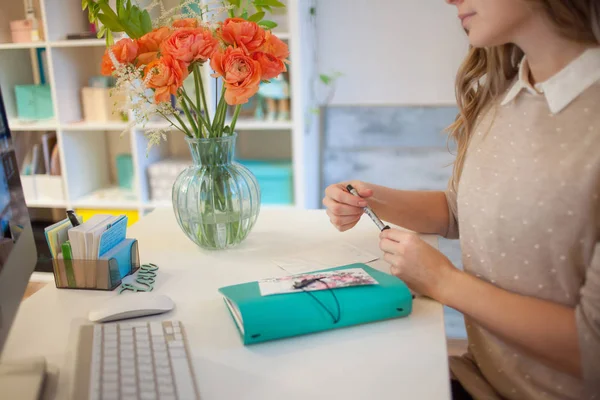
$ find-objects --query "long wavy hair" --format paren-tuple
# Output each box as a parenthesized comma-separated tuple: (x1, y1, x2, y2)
(447, 0, 600, 185)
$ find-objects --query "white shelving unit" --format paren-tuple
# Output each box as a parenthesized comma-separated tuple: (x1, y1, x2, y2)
(0, 0, 319, 223)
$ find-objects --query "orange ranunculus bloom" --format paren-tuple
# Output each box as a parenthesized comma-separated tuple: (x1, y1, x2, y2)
(218, 18, 266, 54)
(172, 18, 198, 28)
(101, 38, 139, 75)
(252, 51, 286, 80)
(211, 47, 262, 105)
(135, 27, 171, 66)
(144, 55, 189, 103)
(161, 28, 218, 64)
(260, 30, 289, 60)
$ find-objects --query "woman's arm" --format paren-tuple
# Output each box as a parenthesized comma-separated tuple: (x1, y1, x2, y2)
(379, 229, 583, 378)
(443, 270, 581, 377)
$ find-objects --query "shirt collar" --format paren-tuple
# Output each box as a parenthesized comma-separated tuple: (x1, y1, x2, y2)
(501, 47, 600, 114)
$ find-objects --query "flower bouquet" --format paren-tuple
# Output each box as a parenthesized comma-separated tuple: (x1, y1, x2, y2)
(85, 0, 290, 250)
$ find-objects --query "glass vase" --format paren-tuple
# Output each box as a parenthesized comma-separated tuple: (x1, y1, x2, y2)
(172, 133, 260, 250)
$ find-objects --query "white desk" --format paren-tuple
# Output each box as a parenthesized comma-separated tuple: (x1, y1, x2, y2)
(3, 209, 451, 399)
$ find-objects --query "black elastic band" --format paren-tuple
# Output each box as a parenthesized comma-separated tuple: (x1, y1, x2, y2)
(299, 278, 341, 324)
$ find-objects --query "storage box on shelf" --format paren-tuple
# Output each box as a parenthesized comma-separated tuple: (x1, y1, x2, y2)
(238, 159, 294, 205)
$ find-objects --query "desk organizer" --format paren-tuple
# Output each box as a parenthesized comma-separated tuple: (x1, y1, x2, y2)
(52, 239, 140, 290)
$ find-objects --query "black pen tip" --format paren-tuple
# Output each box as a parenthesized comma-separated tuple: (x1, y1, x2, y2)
(346, 184, 354, 192)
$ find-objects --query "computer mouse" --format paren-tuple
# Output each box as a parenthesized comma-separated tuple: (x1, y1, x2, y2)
(88, 292, 175, 323)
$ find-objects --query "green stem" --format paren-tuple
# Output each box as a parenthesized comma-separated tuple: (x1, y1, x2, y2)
(196, 65, 211, 127)
(178, 92, 199, 137)
(157, 111, 191, 137)
(230, 105, 241, 134)
(212, 91, 227, 136)
(193, 64, 204, 136)
(180, 85, 212, 136)
(172, 111, 194, 138)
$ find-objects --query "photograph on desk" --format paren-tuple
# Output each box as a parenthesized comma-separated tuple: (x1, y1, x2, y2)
(0, 116, 31, 271)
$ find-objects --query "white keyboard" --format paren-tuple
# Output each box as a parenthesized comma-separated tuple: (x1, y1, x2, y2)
(73, 321, 199, 400)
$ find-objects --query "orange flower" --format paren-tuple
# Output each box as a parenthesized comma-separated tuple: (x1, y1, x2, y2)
(218, 18, 266, 54)
(211, 47, 262, 105)
(144, 55, 189, 103)
(135, 27, 171, 66)
(101, 38, 139, 75)
(252, 51, 286, 80)
(161, 28, 218, 64)
(172, 18, 199, 28)
(260, 30, 289, 60)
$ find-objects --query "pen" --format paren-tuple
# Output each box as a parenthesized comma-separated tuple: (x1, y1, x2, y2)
(346, 184, 390, 231)
(66, 210, 80, 227)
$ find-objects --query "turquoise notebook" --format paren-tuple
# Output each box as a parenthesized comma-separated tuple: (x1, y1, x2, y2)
(218, 263, 413, 345)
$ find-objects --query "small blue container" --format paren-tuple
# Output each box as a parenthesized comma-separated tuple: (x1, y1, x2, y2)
(237, 160, 293, 205)
(14, 84, 54, 120)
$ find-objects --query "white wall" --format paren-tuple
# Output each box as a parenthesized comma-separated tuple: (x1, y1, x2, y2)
(316, 0, 469, 105)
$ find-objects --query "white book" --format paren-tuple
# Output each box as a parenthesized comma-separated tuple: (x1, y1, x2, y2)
(67, 215, 114, 260)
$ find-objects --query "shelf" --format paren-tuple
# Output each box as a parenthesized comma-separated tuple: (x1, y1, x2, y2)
(26, 199, 67, 208)
(273, 32, 290, 40)
(0, 41, 47, 50)
(62, 121, 130, 131)
(50, 39, 105, 48)
(141, 119, 292, 131)
(8, 118, 58, 131)
(234, 119, 293, 130)
(71, 186, 139, 209)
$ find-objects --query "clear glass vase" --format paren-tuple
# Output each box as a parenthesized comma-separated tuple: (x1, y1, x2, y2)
(172, 133, 260, 250)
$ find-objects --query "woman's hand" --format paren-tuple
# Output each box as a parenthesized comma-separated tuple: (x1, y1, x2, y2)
(379, 228, 458, 301)
(323, 181, 373, 232)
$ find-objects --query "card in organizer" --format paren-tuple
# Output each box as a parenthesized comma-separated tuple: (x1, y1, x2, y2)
(52, 238, 140, 290)
(147, 158, 189, 202)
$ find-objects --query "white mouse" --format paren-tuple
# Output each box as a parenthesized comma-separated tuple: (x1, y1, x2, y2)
(88, 293, 175, 323)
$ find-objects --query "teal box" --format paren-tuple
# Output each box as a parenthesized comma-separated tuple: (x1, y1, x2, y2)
(14, 84, 54, 120)
(237, 159, 293, 205)
(116, 153, 134, 189)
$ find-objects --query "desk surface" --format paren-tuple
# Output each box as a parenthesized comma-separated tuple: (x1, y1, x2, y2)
(3, 209, 451, 400)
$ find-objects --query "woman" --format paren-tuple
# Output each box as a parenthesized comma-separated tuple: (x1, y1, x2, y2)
(322, 1, 600, 399)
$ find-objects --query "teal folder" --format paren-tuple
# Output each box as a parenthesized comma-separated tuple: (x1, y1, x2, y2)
(218, 263, 413, 345)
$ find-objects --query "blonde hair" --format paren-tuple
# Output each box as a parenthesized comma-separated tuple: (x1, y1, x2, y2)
(447, 0, 600, 185)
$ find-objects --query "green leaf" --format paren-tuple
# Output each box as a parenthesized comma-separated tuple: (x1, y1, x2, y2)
(97, 13, 122, 31)
(97, 25, 106, 38)
(247, 11, 265, 22)
(254, 0, 285, 8)
(227, 0, 241, 7)
(258, 20, 277, 29)
(140, 10, 153, 34)
(241, 10, 249, 19)
(116, 0, 125, 17)
(319, 74, 331, 85)
(82, 0, 90, 11)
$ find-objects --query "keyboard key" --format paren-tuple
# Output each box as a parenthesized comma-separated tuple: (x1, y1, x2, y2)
(122, 376, 137, 386)
(103, 372, 118, 382)
(102, 382, 118, 392)
(101, 390, 118, 400)
(123, 396, 138, 400)
(156, 367, 172, 378)
(138, 364, 153, 374)
(174, 333, 183, 341)
(150, 322, 164, 336)
(141, 392, 157, 400)
(167, 340, 184, 349)
(165, 327, 174, 335)
(171, 357, 197, 399)
(159, 395, 176, 400)
(171, 321, 180, 327)
(137, 355, 152, 364)
(169, 348, 187, 358)
(173, 327, 181, 334)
